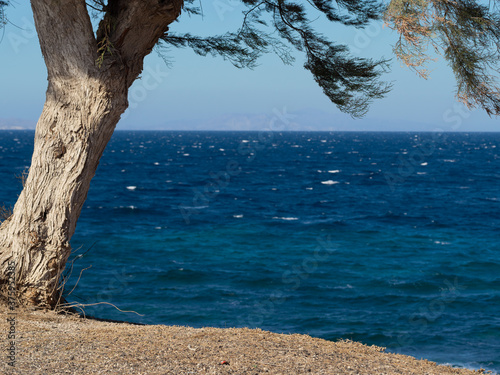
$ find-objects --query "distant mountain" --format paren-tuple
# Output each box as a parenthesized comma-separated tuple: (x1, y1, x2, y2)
(0, 118, 36, 130)
(144, 109, 345, 131)
(2, 110, 437, 132)
(144, 108, 435, 132)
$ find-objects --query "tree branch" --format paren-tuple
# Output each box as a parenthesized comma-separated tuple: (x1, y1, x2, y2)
(95, 0, 183, 87)
(31, 0, 97, 79)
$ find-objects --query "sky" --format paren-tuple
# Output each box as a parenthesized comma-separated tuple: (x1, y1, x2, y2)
(0, 1, 498, 132)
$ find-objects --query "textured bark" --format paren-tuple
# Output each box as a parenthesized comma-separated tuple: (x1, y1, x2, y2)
(0, 0, 183, 308)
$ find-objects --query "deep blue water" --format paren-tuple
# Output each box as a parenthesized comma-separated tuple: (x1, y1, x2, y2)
(1, 130, 499, 372)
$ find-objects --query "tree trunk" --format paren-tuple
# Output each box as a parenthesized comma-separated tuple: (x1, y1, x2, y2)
(0, 77, 128, 307)
(0, 0, 183, 308)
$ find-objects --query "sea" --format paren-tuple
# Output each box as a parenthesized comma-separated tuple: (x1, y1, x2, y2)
(1, 130, 499, 373)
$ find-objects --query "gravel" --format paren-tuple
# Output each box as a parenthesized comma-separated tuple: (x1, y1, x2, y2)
(0, 305, 486, 375)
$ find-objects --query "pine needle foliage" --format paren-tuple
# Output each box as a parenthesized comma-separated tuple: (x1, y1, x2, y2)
(2, 0, 500, 117)
(89, 0, 393, 117)
(0, 1, 8, 29)
(161, 0, 392, 117)
(385, 0, 500, 115)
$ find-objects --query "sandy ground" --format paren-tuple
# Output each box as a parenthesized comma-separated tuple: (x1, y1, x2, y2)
(0, 305, 490, 375)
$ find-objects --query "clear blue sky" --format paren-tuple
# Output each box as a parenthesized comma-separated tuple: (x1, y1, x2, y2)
(0, 1, 498, 131)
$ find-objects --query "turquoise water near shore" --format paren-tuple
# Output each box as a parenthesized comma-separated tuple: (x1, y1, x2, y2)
(1, 130, 499, 372)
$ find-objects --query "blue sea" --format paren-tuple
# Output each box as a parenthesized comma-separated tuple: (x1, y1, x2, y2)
(1, 130, 499, 372)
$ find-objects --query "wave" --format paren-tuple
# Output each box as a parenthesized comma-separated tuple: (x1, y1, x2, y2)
(272, 216, 299, 221)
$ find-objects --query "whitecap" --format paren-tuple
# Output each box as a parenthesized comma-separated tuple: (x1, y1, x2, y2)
(241, 140, 249, 143)
(154, 162, 160, 165)
(272, 217, 299, 221)
(334, 284, 353, 290)
(233, 214, 244, 218)
(183, 153, 190, 156)
(443, 159, 456, 163)
(421, 162, 428, 166)
(321, 180, 339, 185)
(417, 172, 427, 175)
(306, 187, 313, 190)
(126, 186, 137, 190)
(328, 170, 340, 173)
(178, 205, 209, 210)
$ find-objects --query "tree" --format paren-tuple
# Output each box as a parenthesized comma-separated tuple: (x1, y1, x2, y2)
(0, 0, 499, 309)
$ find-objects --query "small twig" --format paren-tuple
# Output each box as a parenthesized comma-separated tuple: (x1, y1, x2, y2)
(66, 265, 92, 297)
(58, 301, 145, 317)
(54, 242, 97, 312)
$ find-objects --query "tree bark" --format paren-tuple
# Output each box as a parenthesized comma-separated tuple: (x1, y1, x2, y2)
(0, 0, 183, 308)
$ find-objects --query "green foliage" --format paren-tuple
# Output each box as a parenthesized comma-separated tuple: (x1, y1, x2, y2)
(161, 0, 391, 117)
(386, 0, 500, 115)
(96, 17, 114, 68)
(0, 1, 8, 30)
(270, 1, 391, 116)
(162, 33, 268, 69)
(32, 0, 500, 117)
(83, 0, 392, 117)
